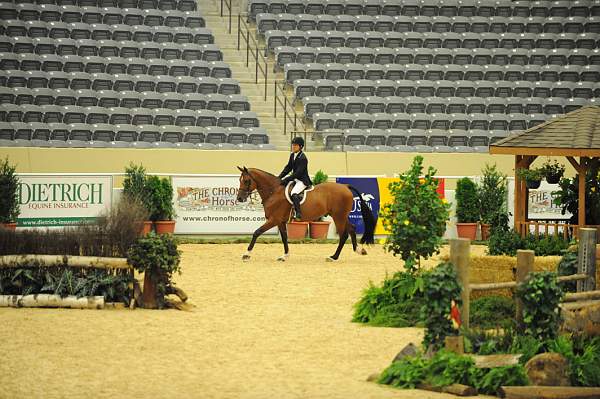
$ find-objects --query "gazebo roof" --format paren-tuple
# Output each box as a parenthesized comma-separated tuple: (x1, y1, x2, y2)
(490, 106, 600, 157)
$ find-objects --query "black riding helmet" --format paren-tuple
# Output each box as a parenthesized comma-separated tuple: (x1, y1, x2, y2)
(291, 137, 304, 148)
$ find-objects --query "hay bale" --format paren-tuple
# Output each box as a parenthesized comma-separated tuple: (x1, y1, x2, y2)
(469, 255, 561, 299)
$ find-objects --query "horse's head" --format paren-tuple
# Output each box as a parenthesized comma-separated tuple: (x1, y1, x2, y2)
(236, 166, 256, 202)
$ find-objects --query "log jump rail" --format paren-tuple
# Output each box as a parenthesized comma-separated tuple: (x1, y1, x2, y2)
(450, 228, 598, 327)
(0, 255, 132, 310)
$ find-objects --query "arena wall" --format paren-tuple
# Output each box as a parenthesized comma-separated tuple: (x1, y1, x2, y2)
(0, 148, 515, 188)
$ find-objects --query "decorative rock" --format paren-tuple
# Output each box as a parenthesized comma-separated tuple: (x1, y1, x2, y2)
(392, 342, 419, 363)
(525, 353, 570, 387)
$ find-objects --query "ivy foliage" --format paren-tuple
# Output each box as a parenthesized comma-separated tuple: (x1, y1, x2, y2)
(421, 262, 462, 350)
(380, 156, 450, 273)
(515, 271, 564, 341)
(557, 250, 578, 292)
(127, 232, 181, 308)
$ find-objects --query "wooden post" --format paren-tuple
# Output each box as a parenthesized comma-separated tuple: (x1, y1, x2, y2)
(450, 238, 470, 329)
(515, 250, 535, 327)
(578, 160, 587, 229)
(578, 228, 597, 292)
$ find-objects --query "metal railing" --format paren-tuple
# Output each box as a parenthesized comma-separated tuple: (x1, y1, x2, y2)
(236, 14, 269, 101)
(219, 0, 232, 34)
(274, 80, 306, 137)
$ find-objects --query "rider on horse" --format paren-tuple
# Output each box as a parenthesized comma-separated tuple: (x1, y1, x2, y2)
(278, 137, 312, 221)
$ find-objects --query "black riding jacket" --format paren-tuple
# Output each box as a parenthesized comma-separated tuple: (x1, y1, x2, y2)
(278, 151, 312, 186)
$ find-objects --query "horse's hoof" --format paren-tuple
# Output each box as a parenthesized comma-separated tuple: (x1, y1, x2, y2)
(277, 254, 289, 262)
(242, 254, 251, 261)
(326, 256, 336, 262)
(360, 248, 368, 255)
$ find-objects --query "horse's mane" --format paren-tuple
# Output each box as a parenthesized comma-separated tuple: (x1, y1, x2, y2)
(248, 168, 278, 180)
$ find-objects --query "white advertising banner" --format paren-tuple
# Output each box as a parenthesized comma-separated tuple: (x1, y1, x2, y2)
(17, 175, 112, 228)
(172, 176, 276, 234)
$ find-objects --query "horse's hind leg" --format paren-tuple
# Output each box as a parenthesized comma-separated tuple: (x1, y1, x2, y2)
(327, 216, 349, 262)
(276, 223, 289, 261)
(348, 222, 357, 252)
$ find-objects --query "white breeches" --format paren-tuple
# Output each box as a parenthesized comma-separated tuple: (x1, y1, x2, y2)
(290, 179, 307, 195)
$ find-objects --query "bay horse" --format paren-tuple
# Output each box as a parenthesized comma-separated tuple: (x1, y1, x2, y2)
(236, 166, 376, 262)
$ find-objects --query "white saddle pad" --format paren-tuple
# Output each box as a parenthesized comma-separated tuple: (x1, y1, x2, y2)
(284, 182, 314, 205)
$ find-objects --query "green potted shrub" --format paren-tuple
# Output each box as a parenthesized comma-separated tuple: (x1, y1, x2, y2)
(122, 163, 152, 235)
(455, 177, 480, 240)
(0, 157, 20, 231)
(540, 159, 565, 184)
(145, 175, 176, 234)
(308, 169, 330, 239)
(516, 167, 543, 189)
(478, 164, 507, 240)
(127, 232, 181, 309)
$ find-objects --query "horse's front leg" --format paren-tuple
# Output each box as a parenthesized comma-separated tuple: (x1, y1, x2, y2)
(243, 219, 278, 261)
(276, 222, 289, 261)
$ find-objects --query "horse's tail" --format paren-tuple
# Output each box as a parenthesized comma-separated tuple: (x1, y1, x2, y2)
(347, 185, 376, 245)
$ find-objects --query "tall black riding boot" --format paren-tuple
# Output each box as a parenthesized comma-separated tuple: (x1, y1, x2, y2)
(291, 194, 302, 220)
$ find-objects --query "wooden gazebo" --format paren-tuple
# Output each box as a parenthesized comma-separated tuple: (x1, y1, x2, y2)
(490, 106, 600, 237)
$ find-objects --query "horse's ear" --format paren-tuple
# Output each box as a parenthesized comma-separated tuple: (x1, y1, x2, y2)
(237, 166, 244, 172)
(243, 166, 249, 173)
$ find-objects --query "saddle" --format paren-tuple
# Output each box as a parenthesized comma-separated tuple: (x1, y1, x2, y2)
(284, 181, 314, 205)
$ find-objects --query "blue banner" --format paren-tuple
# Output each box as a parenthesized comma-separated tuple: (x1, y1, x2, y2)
(335, 177, 380, 234)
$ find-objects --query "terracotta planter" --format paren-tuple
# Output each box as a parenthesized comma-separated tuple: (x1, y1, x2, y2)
(287, 221, 308, 239)
(480, 223, 491, 241)
(155, 220, 176, 234)
(456, 223, 478, 240)
(309, 221, 330, 239)
(1, 222, 17, 231)
(141, 221, 153, 235)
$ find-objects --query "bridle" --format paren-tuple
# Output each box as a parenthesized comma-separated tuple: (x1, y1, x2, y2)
(238, 173, 256, 200)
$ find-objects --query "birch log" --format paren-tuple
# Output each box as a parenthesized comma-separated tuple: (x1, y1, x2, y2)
(0, 294, 104, 309)
(0, 255, 130, 269)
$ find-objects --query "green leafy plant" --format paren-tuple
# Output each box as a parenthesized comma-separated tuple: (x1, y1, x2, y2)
(455, 177, 480, 223)
(476, 365, 529, 395)
(478, 164, 508, 225)
(426, 350, 477, 387)
(516, 168, 543, 183)
(123, 163, 147, 204)
(127, 232, 181, 308)
(378, 354, 429, 388)
(312, 170, 328, 185)
(488, 230, 569, 256)
(557, 250, 578, 292)
(516, 271, 563, 341)
(380, 156, 450, 273)
(470, 296, 515, 330)
(553, 160, 600, 225)
(540, 159, 565, 183)
(0, 157, 20, 224)
(524, 235, 570, 256)
(421, 262, 462, 350)
(0, 266, 133, 304)
(352, 270, 426, 327)
(145, 175, 175, 221)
